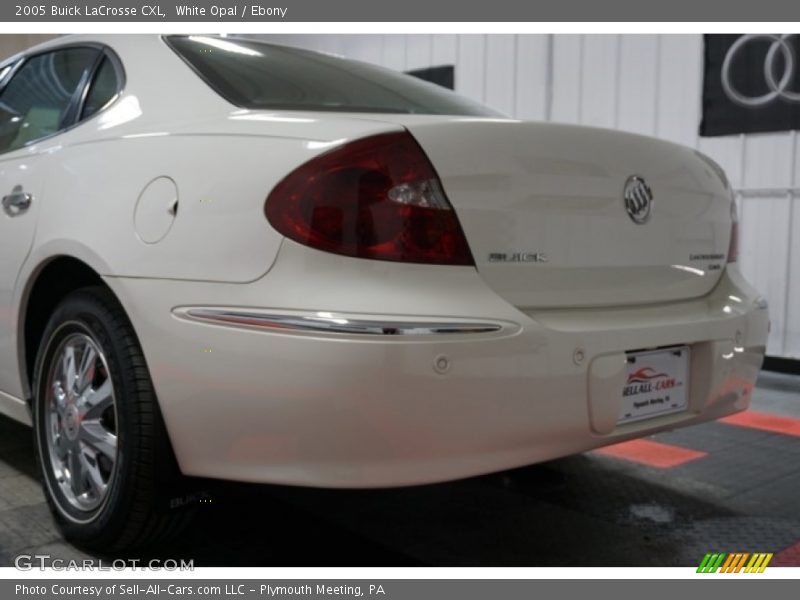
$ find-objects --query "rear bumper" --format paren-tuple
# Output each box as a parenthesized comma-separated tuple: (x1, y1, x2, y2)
(106, 259, 768, 488)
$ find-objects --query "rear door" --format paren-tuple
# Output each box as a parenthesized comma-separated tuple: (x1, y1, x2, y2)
(0, 45, 101, 405)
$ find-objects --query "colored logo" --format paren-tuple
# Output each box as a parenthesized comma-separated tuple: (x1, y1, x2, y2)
(627, 367, 669, 384)
(697, 552, 773, 573)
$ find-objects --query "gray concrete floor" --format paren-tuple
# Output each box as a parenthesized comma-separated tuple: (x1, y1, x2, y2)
(0, 372, 798, 566)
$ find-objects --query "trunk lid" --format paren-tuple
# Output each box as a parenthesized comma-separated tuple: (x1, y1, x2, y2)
(374, 116, 732, 309)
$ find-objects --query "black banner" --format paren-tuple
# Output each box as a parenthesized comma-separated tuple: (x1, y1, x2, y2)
(4, 0, 800, 22)
(701, 34, 800, 136)
(405, 66, 455, 90)
(3, 579, 798, 600)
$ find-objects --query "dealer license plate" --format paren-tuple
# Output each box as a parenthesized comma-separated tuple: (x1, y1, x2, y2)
(618, 347, 690, 424)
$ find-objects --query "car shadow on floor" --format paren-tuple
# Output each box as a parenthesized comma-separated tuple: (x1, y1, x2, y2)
(151, 456, 736, 567)
(0, 413, 792, 567)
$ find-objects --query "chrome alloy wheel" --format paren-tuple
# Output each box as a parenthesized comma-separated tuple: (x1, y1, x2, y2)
(45, 331, 118, 513)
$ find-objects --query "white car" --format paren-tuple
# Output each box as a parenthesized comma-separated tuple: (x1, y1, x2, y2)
(0, 34, 768, 551)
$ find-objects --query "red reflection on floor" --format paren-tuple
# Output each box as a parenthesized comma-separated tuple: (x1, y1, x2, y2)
(773, 541, 800, 567)
(720, 411, 800, 438)
(594, 439, 707, 468)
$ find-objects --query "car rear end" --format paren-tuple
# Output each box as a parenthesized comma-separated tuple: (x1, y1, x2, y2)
(112, 36, 769, 488)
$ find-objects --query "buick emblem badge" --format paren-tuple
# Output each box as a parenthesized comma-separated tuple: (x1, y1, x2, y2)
(623, 175, 653, 224)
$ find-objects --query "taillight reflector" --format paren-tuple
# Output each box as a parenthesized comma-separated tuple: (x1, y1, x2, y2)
(265, 132, 474, 266)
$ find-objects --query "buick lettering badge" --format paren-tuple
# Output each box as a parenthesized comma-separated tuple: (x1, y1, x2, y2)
(488, 252, 549, 263)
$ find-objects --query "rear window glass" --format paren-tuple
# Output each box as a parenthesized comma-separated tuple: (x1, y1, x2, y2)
(82, 57, 119, 119)
(166, 36, 495, 116)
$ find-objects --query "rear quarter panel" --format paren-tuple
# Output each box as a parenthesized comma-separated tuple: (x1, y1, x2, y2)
(37, 134, 292, 282)
(28, 124, 401, 282)
(21, 34, 402, 283)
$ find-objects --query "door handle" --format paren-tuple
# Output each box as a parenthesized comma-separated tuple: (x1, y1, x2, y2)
(2, 185, 32, 216)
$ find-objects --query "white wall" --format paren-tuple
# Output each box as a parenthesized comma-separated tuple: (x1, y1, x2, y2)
(0, 34, 57, 60)
(262, 34, 799, 358)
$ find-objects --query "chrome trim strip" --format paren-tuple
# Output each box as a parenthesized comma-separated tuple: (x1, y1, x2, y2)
(182, 309, 504, 336)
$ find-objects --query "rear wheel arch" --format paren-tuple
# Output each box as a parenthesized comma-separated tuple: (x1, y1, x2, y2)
(20, 256, 111, 401)
(22, 259, 196, 550)
(31, 285, 194, 550)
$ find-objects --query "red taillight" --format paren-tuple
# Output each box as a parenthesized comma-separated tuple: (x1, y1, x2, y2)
(728, 198, 739, 263)
(265, 132, 474, 266)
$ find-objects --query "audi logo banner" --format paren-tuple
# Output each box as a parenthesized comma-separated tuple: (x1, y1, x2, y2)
(701, 34, 800, 136)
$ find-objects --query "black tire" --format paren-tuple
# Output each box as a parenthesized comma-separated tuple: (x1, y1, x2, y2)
(32, 286, 192, 552)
